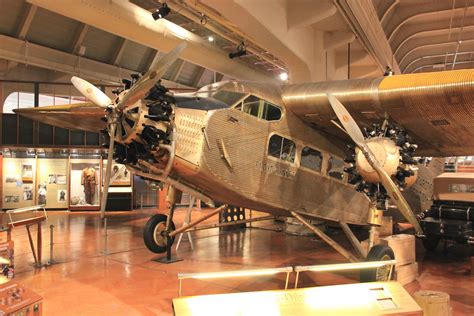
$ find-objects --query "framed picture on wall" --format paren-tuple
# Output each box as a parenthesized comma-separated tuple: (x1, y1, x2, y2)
(21, 164, 33, 183)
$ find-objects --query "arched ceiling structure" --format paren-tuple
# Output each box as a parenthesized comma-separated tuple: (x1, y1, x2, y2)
(373, 0, 474, 73)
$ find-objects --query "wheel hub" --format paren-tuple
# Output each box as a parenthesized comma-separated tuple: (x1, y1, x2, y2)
(375, 254, 392, 281)
(153, 222, 168, 247)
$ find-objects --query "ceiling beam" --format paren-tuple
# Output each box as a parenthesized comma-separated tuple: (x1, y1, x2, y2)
(112, 39, 128, 65)
(16, 4, 38, 39)
(28, 0, 276, 83)
(401, 39, 474, 71)
(394, 24, 474, 58)
(190, 66, 206, 87)
(336, 0, 400, 73)
(387, 5, 473, 43)
(0, 34, 192, 89)
(405, 49, 474, 73)
(71, 23, 89, 54)
(170, 59, 185, 82)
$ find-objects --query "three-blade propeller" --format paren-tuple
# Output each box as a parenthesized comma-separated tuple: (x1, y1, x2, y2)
(71, 42, 187, 218)
(326, 94, 423, 235)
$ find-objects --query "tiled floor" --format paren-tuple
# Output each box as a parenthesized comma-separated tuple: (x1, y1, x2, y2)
(6, 208, 474, 315)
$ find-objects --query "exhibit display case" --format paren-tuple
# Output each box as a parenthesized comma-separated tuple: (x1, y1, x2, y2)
(69, 159, 101, 211)
(102, 162, 133, 211)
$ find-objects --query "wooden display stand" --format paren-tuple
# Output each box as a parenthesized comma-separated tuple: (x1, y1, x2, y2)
(173, 281, 422, 316)
(381, 234, 418, 285)
(5, 205, 47, 267)
(414, 291, 451, 316)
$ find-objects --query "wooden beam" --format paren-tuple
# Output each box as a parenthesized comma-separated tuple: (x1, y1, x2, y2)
(170, 59, 185, 82)
(112, 38, 128, 65)
(17, 4, 38, 39)
(190, 66, 205, 87)
(71, 23, 89, 54)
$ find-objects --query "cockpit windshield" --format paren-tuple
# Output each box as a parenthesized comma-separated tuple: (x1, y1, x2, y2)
(211, 90, 247, 107)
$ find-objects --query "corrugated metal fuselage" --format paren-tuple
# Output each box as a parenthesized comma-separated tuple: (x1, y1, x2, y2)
(171, 106, 371, 225)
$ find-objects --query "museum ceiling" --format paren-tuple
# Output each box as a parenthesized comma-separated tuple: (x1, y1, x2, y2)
(0, 0, 473, 87)
(372, 0, 474, 73)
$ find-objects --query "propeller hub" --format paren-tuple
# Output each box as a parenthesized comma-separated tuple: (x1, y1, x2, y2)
(355, 137, 400, 183)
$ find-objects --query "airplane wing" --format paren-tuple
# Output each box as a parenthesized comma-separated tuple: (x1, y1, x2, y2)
(281, 69, 474, 157)
(13, 102, 106, 132)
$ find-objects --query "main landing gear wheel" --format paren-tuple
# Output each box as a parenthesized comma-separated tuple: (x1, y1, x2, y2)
(143, 214, 176, 253)
(360, 245, 395, 282)
(421, 235, 440, 252)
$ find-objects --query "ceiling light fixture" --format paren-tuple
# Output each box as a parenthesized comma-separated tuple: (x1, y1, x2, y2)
(152, 3, 170, 20)
(279, 72, 288, 81)
(208, 36, 214, 42)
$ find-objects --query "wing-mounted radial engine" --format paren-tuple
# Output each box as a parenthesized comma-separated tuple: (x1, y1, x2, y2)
(343, 121, 419, 209)
(327, 94, 423, 236)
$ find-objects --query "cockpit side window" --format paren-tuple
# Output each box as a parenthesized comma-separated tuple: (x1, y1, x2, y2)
(238, 95, 282, 121)
(212, 90, 247, 107)
(268, 134, 296, 163)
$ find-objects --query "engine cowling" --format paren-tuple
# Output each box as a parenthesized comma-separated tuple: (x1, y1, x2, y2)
(355, 137, 400, 183)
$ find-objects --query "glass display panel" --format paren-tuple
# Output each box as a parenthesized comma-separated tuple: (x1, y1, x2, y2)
(301, 147, 322, 171)
(102, 162, 131, 187)
(70, 159, 101, 207)
(328, 156, 346, 181)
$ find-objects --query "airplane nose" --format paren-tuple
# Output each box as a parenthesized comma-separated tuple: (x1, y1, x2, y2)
(111, 82, 175, 170)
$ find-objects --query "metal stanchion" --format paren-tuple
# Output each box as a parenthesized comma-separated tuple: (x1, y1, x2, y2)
(47, 224, 56, 265)
(102, 218, 109, 255)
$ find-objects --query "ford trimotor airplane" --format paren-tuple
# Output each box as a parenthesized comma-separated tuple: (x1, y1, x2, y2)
(16, 43, 474, 281)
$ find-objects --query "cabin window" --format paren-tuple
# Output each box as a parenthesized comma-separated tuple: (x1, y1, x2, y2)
(327, 156, 345, 181)
(268, 134, 296, 163)
(301, 147, 322, 171)
(240, 95, 282, 121)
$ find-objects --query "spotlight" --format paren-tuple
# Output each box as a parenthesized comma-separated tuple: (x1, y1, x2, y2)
(279, 72, 288, 81)
(229, 42, 247, 59)
(208, 35, 214, 42)
(152, 3, 170, 20)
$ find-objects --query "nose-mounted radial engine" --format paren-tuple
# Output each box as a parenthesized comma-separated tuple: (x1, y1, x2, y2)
(343, 122, 419, 209)
(70, 42, 187, 219)
(105, 78, 175, 173)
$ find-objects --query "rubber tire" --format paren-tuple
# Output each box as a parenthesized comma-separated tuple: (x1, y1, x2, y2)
(143, 214, 176, 253)
(360, 245, 395, 283)
(422, 235, 440, 252)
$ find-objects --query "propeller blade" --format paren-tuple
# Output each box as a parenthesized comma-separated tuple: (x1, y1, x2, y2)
(71, 76, 112, 108)
(360, 144, 424, 234)
(326, 93, 423, 235)
(117, 42, 187, 110)
(100, 122, 117, 219)
(326, 94, 365, 146)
